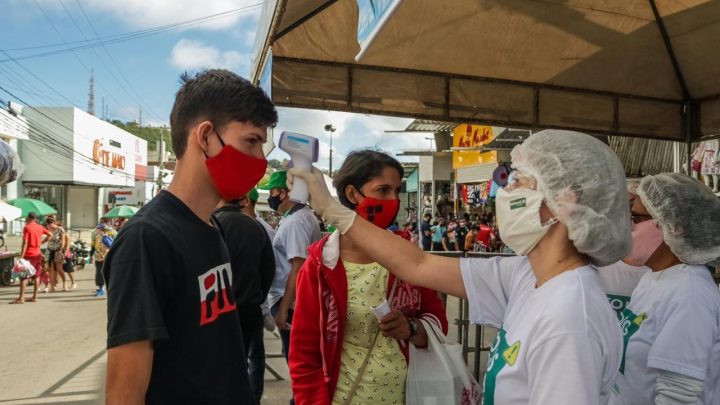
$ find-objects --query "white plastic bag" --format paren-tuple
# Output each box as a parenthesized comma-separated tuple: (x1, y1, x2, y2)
(406, 319, 482, 405)
(13, 258, 36, 278)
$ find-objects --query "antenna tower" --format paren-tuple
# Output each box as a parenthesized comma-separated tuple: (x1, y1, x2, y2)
(87, 69, 95, 116)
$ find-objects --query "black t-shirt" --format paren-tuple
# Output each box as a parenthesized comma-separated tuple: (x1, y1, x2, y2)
(213, 206, 275, 313)
(455, 226, 469, 251)
(420, 221, 432, 244)
(103, 191, 255, 404)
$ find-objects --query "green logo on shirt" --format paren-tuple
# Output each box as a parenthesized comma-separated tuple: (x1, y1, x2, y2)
(607, 294, 631, 321)
(484, 328, 521, 405)
(618, 308, 647, 374)
(510, 198, 527, 210)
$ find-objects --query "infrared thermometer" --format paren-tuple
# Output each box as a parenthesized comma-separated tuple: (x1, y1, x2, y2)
(278, 131, 319, 204)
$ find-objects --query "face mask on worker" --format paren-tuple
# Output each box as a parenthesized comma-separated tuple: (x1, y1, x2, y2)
(623, 219, 664, 266)
(267, 192, 285, 212)
(496, 187, 558, 256)
(204, 129, 267, 201)
(354, 190, 400, 230)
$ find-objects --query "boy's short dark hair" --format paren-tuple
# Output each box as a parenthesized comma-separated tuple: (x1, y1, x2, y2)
(27, 212, 37, 221)
(170, 69, 278, 158)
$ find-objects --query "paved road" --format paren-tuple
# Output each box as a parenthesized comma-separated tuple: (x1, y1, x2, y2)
(0, 234, 292, 405)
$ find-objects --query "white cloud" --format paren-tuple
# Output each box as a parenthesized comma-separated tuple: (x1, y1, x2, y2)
(269, 108, 419, 170)
(169, 39, 250, 73)
(82, 0, 261, 31)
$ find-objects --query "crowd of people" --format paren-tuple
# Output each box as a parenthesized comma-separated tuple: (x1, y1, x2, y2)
(417, 211, 510, 254)
(11, 213, 81, 303)
(92, 68, 720, 405)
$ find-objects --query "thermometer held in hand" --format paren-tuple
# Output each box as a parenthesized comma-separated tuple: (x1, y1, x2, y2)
(278, 131, 319, 204)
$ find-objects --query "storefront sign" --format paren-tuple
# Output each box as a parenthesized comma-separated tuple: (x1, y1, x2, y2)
(453, 124, 498, 169)
(93, 139, 126, 170)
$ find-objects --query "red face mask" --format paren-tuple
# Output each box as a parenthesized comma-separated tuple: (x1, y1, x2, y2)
(355, 194, 400, 230)
(205, 131, 267, 201)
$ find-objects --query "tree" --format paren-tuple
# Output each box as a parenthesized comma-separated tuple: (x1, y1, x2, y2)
(109, 120, 172, 153)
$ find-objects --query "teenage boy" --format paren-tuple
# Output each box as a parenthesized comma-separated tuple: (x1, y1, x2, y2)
(103, 70, 277, 405)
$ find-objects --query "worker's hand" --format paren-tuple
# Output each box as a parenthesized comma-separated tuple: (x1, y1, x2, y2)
(379, 310, 411, 341)
(288, 167, 357, 234)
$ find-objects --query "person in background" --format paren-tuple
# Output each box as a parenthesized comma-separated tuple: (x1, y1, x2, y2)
(465, 223, 478, 252)
(289, 150, 448, 404)
(610, 173, 720, 405)
(260, 170, 321, 400)
(387, 221, 400, 232)
(291, 130, 631, 404)
(214, 197, 276, 404)
(103, 69, 277, 405)
(239, 188, 279, 334)
(431, 217, 446, 251)
(455, 218, 469, 253)
(11, 212, 52, 303)
(476, 217, 494, 251)
(241, 188, 275, 240)
(45, 216, 68, 292)
(63, 231, 77, 289)
(420, 213, 432, 251)
(91, 220, 116, 297)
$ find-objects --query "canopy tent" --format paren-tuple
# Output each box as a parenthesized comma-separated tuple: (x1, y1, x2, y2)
(251, 0, 720, 158)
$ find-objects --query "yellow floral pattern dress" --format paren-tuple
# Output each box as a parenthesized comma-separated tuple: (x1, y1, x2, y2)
(331, 261, 407, 405)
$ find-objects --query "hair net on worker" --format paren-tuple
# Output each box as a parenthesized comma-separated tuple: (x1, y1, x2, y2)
(510, 130, 631, 266)
(626, 178, 641, 195)
(0, 140, 22, 186)
(637, 173, 720, 265)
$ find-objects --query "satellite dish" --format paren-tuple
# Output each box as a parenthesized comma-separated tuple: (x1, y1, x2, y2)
(492, 164, 511, 187)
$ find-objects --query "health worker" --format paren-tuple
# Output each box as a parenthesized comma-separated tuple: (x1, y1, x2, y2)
(610, 173, 720, 405)
(289, 130, 631, 405)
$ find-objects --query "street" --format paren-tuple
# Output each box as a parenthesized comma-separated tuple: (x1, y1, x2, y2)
(0, 235, 293, 405)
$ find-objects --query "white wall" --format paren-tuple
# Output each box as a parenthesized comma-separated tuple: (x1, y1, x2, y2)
(419, 155, 452, 182)
(67, 186, 97, 229)
(433, 156, 453, 180)
(21, 107, 75, 183)
(73, 109, 135, 187)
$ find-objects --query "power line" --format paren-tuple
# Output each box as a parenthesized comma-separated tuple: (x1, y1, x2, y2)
(0, 4, 262, 62)
(71, 0, 161, 122)
(31, 0, 127, 117)
(0, 86, 138, 180)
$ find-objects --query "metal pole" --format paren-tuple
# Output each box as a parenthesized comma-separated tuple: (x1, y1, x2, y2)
(324, 124, 336, 177)
(157, 131, 165, 191)
(329, 131, 333, 177)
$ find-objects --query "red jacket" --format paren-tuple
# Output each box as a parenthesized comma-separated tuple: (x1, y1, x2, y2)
(289, 232, 449, 405)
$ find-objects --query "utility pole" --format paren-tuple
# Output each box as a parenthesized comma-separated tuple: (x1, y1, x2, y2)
(324, 124, 336, 176)
(139, 108, 143, 126)
(157, 130, 165, 191)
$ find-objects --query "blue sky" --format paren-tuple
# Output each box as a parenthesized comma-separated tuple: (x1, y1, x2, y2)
(0, 0, 421, 169)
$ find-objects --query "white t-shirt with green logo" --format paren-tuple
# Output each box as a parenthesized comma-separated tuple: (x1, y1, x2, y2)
(610, 264, 720, 405)
(598, 261, 649, 320)
(460, 256, 622, 405)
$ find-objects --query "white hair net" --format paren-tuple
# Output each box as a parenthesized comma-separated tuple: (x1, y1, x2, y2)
(511, 130, 631, 266)
(0, 140, 22, 186)
(637, 173, 720, 265)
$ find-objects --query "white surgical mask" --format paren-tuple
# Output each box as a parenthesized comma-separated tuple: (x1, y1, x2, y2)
(496, 187, 558, 255)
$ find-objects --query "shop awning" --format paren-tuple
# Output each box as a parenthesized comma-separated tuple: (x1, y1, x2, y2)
(252, 0, 720, 144)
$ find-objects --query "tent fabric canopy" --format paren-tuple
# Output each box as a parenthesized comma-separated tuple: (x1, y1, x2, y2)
(252, 0, 720, 142)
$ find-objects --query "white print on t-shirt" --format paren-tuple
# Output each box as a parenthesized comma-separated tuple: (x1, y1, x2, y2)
(198, 263, 236, 326)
